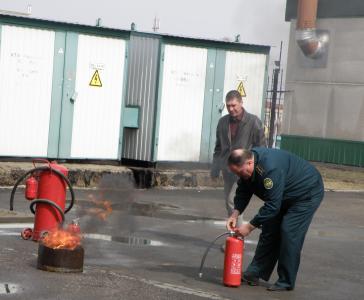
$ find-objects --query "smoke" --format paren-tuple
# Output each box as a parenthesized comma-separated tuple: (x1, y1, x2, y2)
(73, 173, 139, 236)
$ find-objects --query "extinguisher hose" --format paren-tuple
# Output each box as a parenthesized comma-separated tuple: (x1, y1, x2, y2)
(198, 232, 231, 278)
(9, 166, 75, 214)
(29, 199, 65, 224)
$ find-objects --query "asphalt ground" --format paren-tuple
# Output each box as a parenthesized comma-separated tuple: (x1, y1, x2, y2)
(0, 181, 363, 299)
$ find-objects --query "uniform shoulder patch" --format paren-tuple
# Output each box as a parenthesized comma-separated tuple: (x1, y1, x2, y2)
(263, 178, 273, 189)
(255, 164, 265, 176)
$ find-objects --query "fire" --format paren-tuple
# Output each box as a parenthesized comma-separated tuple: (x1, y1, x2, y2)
(86, 195, 113, 221)
(41, 227, 81, 250)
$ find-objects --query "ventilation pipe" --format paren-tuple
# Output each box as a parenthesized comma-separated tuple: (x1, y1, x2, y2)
(296, 0, 328, 59)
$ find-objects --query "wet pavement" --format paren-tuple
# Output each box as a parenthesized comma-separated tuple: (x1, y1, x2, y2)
(0, 179, 363, 299)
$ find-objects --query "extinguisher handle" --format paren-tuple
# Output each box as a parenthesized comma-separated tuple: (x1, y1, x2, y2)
(32, 159, 51, 170)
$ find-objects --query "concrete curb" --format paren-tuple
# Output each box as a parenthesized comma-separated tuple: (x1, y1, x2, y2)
(130, 167, 223, 189)
(152, 170, 364, 193)
(136, 168, 364, 192)
(0, 162, 363, 191)
(0, 162, 134, 188)
(154, 186, 364, 193)
(0, 209, 34, 223)
(153, 169, 223, 188)
(324, 189, 364, 193)
(0, 216, 34, 223)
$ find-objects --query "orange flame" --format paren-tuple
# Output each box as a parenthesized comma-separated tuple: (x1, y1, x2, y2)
(86, 195, 113, 221)
(41, 228, 81, 250)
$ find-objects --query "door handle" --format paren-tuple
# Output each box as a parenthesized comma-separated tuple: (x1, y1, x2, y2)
(218, 102, 225, 113)
(70, 92, 78, 103)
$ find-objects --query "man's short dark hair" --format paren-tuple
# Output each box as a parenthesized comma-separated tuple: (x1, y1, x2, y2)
(228, 149, 253, 166)
(225, 90, 242, 103)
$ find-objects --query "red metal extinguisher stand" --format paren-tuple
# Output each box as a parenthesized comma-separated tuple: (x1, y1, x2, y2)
(198, 231, 244, 287)
(9, 159, 75, 241)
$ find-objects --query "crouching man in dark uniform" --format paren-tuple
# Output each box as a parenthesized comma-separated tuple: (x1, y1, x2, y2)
(226, 147, 324, 291)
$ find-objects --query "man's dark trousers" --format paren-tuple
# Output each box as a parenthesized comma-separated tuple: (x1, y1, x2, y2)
(245, 177, 324, 289)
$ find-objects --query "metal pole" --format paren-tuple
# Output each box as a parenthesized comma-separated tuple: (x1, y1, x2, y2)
(268, 41, 283, 148)
(277, 68, 284, 127)
(267, 69, 275, 137)
(264, 75, 271, 132)
(268, 68, 280, 148)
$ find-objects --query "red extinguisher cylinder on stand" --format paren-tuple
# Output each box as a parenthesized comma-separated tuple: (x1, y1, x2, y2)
(223, 235, 244, 287)
(33, 162, 68, 241)
(25, 176, 38, 200)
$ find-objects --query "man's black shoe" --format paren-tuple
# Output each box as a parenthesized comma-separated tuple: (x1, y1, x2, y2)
(267, 284, 293, 291)
(242, 273, 259, 286)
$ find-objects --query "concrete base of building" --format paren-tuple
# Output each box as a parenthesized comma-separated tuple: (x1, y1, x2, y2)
(0, 160, 363, 191)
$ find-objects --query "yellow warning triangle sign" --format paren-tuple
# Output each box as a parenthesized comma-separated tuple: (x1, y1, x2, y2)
(89, 70, 102, 87)
(237, 81, 246, 97)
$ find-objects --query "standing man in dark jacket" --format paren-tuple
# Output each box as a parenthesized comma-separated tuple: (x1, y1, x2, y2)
(226, 148, 324, 291)
(211, 90, 265, 225)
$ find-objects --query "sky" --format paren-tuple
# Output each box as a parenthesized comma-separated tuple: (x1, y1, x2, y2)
(0, 0, 290, 77)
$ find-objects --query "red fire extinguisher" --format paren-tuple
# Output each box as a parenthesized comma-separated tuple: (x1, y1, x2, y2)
(198, 231, 244, 287)
(10, 159, 75, 241)
(67, 219, 81, 235)
(25, 176, 38, 200)
(223, 234, 244, 287)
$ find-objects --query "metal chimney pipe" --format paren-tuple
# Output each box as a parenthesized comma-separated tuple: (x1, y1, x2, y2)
(296, 0, 328, 59)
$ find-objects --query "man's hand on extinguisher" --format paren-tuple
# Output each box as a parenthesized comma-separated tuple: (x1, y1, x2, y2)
(226, 209, 240, 231)
(234, 223, 256, 237)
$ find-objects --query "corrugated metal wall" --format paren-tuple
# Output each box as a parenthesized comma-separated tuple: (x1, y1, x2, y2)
(122, 35, 160, 161)
(281, 135, 364, 167)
